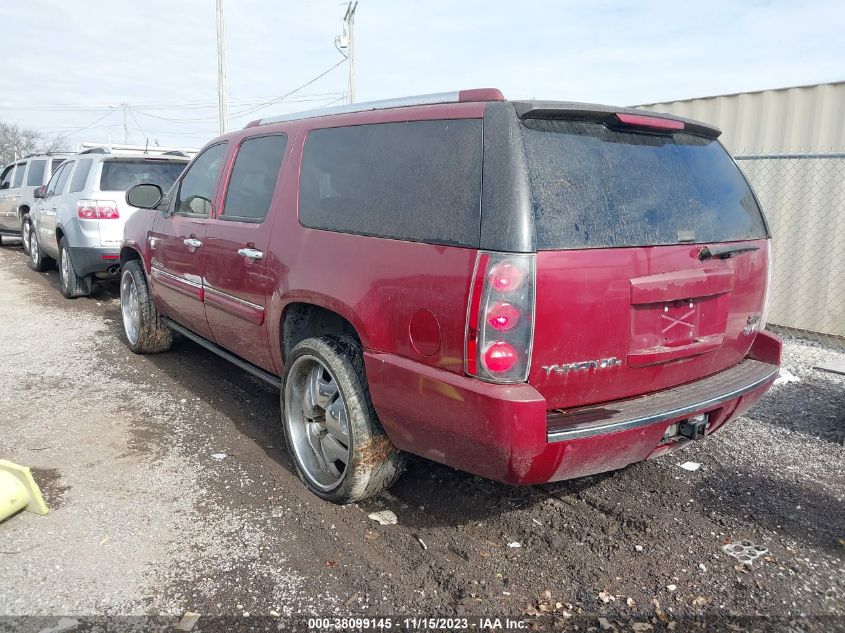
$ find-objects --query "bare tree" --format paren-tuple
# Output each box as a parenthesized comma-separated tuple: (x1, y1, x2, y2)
(0, 122, 68, 165)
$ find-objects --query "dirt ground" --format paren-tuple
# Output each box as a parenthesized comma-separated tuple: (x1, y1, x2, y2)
(0, 241, 842, 632)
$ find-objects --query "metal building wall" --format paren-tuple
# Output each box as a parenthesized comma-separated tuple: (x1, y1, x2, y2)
(638, 82, 845, 340)
(638, 81, 845, 153)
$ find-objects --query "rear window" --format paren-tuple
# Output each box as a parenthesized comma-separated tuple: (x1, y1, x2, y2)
(25, 160, 46, 186)
(521, 119, 768, 249)
(99, 160, 185, 192)
(299, 119, 482, 247)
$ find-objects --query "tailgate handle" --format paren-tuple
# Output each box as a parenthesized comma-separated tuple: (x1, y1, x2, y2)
(628, 334, 724, 367)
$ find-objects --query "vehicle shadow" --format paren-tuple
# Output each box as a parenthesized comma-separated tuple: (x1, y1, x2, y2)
(747, 377, 845, 445)
(695, 468, 845, 555)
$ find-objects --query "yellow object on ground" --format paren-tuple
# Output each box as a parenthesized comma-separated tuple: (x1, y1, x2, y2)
(0, 459, 48, 522)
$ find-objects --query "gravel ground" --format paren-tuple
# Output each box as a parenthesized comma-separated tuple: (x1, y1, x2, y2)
(0, 241, 842, 632)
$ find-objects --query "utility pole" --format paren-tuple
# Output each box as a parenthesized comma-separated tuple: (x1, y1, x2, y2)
(215, 0, 228, 134)
(342, 2, 358, 103)
(121, 103, 128, 144)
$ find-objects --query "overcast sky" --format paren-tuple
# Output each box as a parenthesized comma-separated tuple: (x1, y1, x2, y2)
(2, 0, 842, 151)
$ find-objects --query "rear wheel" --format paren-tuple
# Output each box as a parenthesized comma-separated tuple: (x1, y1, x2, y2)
(59, 238, 93, 299)
(282, 336, 405, 504)
(28, 229, 54, 272)
(120, 259, 173, 353)
(21, 215, 32, 256)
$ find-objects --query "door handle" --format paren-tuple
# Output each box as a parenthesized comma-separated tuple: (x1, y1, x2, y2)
(183, 238, 203, 248)
(238, 248, 264, 260)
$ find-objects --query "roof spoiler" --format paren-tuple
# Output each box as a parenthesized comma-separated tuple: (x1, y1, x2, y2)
(512, 101, 721, 139)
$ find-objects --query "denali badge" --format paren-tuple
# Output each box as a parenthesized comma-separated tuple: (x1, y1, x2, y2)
(542, 357, 622, 375)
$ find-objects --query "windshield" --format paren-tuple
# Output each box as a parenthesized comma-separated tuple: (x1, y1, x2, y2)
(521, 119, 768, 249)
(99, 160, 186, 192)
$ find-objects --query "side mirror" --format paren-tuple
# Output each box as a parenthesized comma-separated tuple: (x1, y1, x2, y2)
(126, 183, 163, 209)
(33, 186, 46, 199)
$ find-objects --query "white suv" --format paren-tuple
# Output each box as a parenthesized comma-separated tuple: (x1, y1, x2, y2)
(27, 144, 191, 298)
(0, 153, 72, 252)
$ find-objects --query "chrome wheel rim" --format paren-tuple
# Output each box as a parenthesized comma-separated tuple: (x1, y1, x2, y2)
(284, 355, 351, 491)
(120, 271, 141, 345)
(22, 221, 30, 252)
(60, 247, 71, 290)
(30, 235, 39, 266)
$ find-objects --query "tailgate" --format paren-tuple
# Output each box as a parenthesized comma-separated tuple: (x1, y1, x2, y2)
(516, 111, 771, 410)
(530, 240, 768, 409)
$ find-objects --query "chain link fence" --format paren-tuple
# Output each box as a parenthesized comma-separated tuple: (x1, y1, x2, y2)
(734, 151, 845, 369)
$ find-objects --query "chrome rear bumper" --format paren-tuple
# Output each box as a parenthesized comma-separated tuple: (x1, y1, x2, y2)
(547, 359, 779, 442)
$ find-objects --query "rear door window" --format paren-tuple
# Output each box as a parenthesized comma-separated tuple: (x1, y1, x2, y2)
(69, 159, 93, 193)
(521, 119, 768, 249)
(299, 119, 483, 247)
(51, 161, 73, 196)
(221, 134, 287, 222)
(100, 160, 186, 192)
(26, 160, 47, 186)
(12, 163, 26, 188)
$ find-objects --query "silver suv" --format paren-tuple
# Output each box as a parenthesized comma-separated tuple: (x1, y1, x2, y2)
(27, 144, 191, 298)
(0, 153, 72, 252)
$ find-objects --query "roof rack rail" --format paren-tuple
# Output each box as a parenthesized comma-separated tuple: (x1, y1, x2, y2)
(77, 142, 199, 157)
(247, 88, 504, 128)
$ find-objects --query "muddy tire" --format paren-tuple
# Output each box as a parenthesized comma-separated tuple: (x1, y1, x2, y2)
(21, 215, 32, 256)
(120, 259, 173, 354)
(28, 228, 54, 272)
(59, 238, 93, 299)
(282, 336, 405, 504)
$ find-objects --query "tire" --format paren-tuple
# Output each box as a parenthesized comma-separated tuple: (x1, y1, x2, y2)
(282, 336, 405, 504)
(58, 238, 93, 299)
(28, 228, 54, 272)
(21, 215, 31, 256)
(120, 259, 173, 353)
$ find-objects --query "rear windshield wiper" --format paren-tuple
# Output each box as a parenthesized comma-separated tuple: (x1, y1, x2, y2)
(698, 244, 760, 260)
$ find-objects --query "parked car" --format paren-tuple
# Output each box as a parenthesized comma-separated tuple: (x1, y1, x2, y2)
(0, 152, 72, 251)
(119, 89, 782, 504)
(27, 145, 190, 298)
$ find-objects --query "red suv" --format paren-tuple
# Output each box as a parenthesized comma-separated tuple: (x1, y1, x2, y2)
(120, 89, 781, 503)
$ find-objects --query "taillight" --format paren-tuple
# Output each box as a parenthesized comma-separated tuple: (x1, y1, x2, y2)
(466, 252, 536, 383)
(77, 200, 97, 219)
(614, 112, 685, 132)
(77, 200, 120, 219)
(97, 202, 119, 219)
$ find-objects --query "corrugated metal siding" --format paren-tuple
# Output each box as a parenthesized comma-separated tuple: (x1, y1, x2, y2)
(638, 81, 845, 153)
(637, 82, 845, 339)
(737, 157, 844, 337)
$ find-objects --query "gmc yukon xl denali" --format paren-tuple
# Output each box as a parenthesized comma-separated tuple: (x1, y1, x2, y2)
(120, 89, 781, 503)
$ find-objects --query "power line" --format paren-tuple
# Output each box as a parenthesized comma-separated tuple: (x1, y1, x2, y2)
(53, 110, 117, 142)
(227, 58, 348, 120)
(127, 106, 147, 139)
(0, 93, 347, 113)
